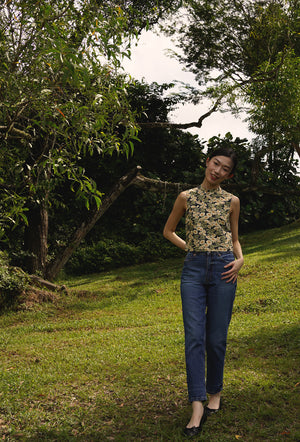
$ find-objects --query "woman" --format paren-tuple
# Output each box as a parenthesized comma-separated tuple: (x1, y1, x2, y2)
(163, 147, 244, 438)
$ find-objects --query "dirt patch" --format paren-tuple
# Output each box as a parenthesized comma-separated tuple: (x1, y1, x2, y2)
(17, 287, 60, 310)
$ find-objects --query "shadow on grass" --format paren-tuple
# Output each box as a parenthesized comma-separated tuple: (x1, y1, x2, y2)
(26, 403, 187, 442)
(59, 258, 183, 313)
(241, 221, 300, 257)
(228, 322, 299, 365)
(66, 257, 183, 287)
(23, 323, 299, 442)
(254, 247, 300, 265)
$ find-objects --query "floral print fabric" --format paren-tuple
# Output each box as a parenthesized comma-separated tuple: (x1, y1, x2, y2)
(185, 186, 233, 252)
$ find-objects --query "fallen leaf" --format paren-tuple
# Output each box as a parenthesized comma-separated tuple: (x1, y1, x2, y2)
(56, 108, 66, 118)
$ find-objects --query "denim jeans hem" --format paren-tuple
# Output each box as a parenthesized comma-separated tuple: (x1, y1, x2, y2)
(206, 387, 223, 395)
(189, 396, 207, 403)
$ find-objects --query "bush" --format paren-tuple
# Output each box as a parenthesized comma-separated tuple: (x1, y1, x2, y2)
(138, 232, 184, 262)
(65, 233, 185, 275)
(65, 240, 139, 274)
(0, 252, 28, 310)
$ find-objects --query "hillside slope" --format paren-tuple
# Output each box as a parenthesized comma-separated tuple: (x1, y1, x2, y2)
(0, 221, 299, 441)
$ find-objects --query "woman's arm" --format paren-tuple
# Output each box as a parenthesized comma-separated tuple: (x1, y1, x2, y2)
(163, 191, 187, 250)
(222, 195, 244, 283)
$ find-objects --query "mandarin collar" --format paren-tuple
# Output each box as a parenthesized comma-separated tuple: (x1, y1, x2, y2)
(199, 184, 221, 193)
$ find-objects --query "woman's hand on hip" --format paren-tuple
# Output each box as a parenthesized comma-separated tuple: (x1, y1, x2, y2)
(221, 258, 244, 283)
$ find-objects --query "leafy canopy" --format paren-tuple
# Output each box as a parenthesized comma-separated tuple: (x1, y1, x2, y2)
(0, 0, 144, 234)
(163, 0, 300, 167)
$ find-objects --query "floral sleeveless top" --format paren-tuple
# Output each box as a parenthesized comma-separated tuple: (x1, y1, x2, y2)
(185, 186, 233, 252)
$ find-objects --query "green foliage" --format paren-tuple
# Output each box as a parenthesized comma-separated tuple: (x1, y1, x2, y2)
(65, 239, 139, 274)
(0, 188, 28, 241)
(0, 1, 183, 274)
(127, 81, 207, 181)
(171, 0, 299, 89)
(44, 80, 205, 262)
(0, 1, 183, 227)
(206, 133, 300, 229)
(0, 0, 157, 249)
(165, 0, 300, 163)
(0, 252, 28, 310)
(65, 233, 184, 275)
(0, 1, 139, 208)
(247, 49, 300, 147)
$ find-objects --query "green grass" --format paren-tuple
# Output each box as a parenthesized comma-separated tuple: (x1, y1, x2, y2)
(0, 221, 299, 441)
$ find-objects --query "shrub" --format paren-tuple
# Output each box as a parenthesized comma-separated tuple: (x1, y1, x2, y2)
(65, 233, 185, 275)
(65, 239, 139, 274)
(0, 252, 28, 310)
(137, 232, 184, 262)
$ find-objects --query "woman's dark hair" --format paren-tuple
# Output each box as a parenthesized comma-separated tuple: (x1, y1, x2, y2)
(208, 147, 238, 174)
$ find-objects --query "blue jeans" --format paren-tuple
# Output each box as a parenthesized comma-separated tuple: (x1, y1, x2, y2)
(180, 251, 237, 402)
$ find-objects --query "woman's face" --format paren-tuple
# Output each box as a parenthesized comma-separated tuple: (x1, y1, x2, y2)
(205, 155, 234, 186)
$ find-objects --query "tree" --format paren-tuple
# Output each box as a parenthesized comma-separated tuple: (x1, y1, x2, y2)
(170, 1, 299, 81)
(0, 0, 181, 276)
(44, 80, 206, 278)
(247, 48, 300, 177)
(44, 80, 298, 276)
(159, 0, 300, 170)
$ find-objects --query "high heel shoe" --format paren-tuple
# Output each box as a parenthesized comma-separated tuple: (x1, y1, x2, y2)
(205, 397, 222, 416)
(183, 410, 207, 438)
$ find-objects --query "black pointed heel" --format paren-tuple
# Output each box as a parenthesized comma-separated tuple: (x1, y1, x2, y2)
(205, 397, 222, 416)
(183, 410, 207, 438)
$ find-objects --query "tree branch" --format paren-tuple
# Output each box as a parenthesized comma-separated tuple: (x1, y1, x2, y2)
(138, 96, 223, 129)
(29, 274, 68, 294)
(0, 126, 32, 139)
(132, 172, 300, 196)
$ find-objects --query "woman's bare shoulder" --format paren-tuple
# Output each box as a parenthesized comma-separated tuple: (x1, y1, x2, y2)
(231, 195, 240, 204)
(230, 194, 240, 213)
(178, 188, 197, 203)
(178, 190, 189, 200)
(179, 187, 199, 198)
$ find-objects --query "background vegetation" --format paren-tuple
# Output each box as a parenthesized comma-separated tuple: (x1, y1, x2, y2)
(0, 1, 299, 279)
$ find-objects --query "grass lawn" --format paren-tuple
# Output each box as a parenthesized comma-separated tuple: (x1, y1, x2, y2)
(0, 221, 299, 441)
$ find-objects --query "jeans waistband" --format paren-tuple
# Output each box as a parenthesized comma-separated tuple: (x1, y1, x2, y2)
(187, 250, 233, 258)
(188, 251, 233, 255)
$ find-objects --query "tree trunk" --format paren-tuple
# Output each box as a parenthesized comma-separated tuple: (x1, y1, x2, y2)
(292, 141, 300, 158)
(24, 203, 49, 274)
(46, 166, 141, 281)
